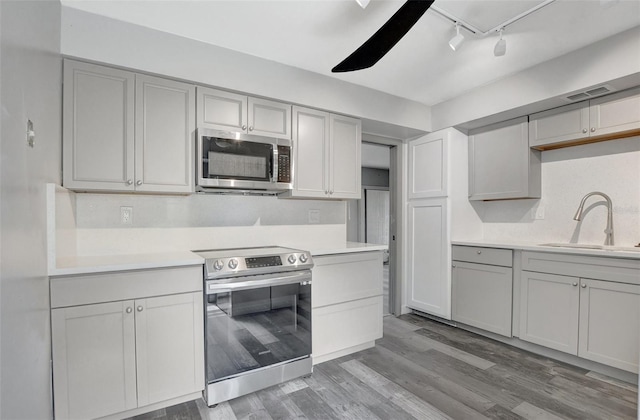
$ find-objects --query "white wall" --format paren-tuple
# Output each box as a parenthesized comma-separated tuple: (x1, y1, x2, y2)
(0, 1, 61, 418)
(431, 26, 640, 131)
(60, 7, 431, 135)
(476, 137, 640, 246)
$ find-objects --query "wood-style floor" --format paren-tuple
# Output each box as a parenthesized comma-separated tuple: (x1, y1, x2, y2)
(132, 314, 638, 420)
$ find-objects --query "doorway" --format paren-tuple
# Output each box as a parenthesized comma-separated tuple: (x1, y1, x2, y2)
(347, 142, 397, 315)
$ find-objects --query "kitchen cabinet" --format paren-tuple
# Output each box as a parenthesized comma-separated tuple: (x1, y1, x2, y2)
(529, 87, 640, 149)
(282, 106, 361, 199)
(312, 251, 383, 364)
(50, 266, 204, 420)
(408, 132, 448, 199)
(518, 251, 640, 373)
(468, 117, 541, 201)
(406, 198, 450, 319)
(451, 246, 513, 337)
(63, 60, 195, 193)
(196, 86, 291, 139)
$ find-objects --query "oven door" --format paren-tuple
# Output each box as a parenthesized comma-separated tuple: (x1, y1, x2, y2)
(205, 270, 312, 385)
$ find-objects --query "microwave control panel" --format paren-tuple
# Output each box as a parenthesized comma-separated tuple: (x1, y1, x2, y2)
(277, 145, 291, 183)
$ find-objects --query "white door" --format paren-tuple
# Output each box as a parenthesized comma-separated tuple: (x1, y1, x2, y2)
(248, 97, 291, 139)
(135, 74, 195, 193)
(52, 301, 137, 420)
(406, 198, 450, 319)
(290, 106, 330, 197)
(578, 279, 640, 373)
(529, 102, 590, 148)
(589, 87, 640, 137)
(63, 60, 135, 191)
(135, 292, 204, 406)
(329, 114, 361, 199)
(519, 271, 579, 354)
(197, 87, 247, 132)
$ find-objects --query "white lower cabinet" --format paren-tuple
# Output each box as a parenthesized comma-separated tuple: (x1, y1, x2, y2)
(519, 260, 640, 373)
(311, 251, 383, 364)
(51, 267, 204, 420)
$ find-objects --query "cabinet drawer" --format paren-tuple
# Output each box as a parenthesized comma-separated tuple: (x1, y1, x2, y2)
(452, 246, 512, 267)
(312, 252, 383, 308)
(51, 266, 202, 308)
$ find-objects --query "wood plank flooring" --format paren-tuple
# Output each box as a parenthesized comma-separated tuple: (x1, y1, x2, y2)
(130, 314, 638, 420)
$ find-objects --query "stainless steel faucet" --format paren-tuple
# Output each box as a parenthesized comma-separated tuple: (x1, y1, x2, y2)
(573, 192, 614, 246)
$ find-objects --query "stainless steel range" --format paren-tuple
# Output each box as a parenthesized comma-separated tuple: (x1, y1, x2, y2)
(193, 246, 313, 406)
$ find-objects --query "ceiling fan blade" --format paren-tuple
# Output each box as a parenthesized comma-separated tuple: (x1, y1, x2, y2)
(332, 0, 434, 73)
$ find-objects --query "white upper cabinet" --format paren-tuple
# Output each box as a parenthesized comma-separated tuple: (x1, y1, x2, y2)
(63, 60, 136, 191)
(283, 106, 361, 199)
(529, 87, 640, 149)
(329, 114, 361, 199)
(135, 74, 195, 193)
(408, 132, 448, 199)
(469, 117, 541, 201)
(63, 60, 195, 193)
(197, 86, 291, 139)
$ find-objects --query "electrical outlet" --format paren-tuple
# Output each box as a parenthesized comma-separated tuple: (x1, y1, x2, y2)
(120, 206, 133, 225)
(531, 205, 545, 220)
(308, 209, 320, 224)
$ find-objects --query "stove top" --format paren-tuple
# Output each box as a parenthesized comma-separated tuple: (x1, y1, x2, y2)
(193, 246, 313, 279)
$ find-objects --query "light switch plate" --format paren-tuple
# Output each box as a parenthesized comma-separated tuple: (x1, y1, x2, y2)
(531, 205, 545, 220)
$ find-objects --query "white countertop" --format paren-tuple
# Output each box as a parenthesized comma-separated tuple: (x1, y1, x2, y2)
(49, 242, 387, 276)
(50, 251, 205, 276)
(452, 240, 640, 260)
(309, 241, 388, 256)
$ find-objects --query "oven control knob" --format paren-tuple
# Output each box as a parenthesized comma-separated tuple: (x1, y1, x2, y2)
(299, 253, 308, 263)
(213, 260, 224, 271)
(287, 254, 297, 264)
(228, 258, 239, 269)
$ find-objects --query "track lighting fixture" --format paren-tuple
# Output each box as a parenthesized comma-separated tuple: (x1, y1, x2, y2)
(494, 28, 506, 56)
(449, 23, 465, 51)
(355, 0, 370, 9)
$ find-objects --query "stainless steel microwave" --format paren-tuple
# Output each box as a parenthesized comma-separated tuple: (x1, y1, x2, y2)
(197, 129, 292, 192)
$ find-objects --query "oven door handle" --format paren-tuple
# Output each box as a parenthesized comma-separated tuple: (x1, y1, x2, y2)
(206, 270, 311, 294)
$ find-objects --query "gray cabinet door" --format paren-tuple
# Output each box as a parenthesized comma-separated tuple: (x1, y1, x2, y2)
(519, 271, 579, 355)
(135, 75, 195, 193)
(529, 102, 590, 148)
(578, 279, 640, 373)
(248, 97, 291, 139)
(63, 60, 135, 191)
(52, 300, 137, 420)
(452, 261, 513, 337)
(589, 87, 640, 137)
(196, 87, 247, 132)
(468, 117, 541, 200)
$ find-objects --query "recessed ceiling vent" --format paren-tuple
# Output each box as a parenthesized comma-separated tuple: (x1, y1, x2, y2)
(565, 85, 615, 102)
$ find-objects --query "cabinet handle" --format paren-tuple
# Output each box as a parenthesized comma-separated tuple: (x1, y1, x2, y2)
(572, 282, 578, 287)
(581, 284, 587, 288)
(582, 128, 588, 134)
(249, 126, 254, 131)
(476, 250, 482, 255)
(136, 180, 142, 186)
(241, 125, 247, 130)
(137, 305, 144, 312)
(126, 179, 133, 185)
(126, 307, 133, 313)
(590, 127, 596, 133)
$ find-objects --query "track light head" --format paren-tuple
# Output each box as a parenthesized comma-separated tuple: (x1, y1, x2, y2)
(449, 23, 465, 51)
(494, 29, 506, 56)
(355, 0, 370, 9)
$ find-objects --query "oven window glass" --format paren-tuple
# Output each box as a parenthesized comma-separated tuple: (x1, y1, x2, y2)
(206, 282, 311, 383)
(202, 136, 273, 181)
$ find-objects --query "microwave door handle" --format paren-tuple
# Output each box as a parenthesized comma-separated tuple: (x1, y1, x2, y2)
(207, 271, 311, 294)
(272, 146, 278, 183)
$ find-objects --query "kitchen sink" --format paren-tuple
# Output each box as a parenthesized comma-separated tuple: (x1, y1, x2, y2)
(539, 243, 640, 252)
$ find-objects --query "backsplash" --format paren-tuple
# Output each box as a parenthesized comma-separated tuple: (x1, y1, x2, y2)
(75, 193, 345, 228)
(476, 136, 640, 246)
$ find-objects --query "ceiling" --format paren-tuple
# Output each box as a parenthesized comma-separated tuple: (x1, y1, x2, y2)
(61, 0, 640, 107)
